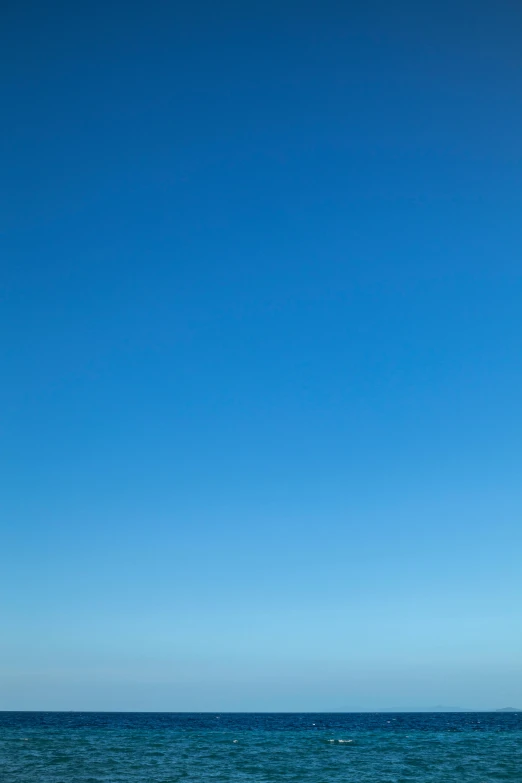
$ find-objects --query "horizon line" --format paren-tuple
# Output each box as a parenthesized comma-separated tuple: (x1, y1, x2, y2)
(1, 709, 518, 714)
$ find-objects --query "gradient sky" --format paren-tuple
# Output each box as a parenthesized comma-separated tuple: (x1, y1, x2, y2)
(1, 0, 521, 711)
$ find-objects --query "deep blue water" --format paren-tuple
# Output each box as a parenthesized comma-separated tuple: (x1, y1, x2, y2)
(1, 712, 520, 782)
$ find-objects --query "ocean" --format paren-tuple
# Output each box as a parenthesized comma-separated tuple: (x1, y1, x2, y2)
(0, 711, 520, 782)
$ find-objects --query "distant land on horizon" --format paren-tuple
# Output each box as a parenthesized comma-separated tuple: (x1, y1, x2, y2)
(333, 706, 520, 713)
(332, 707, 470, 713)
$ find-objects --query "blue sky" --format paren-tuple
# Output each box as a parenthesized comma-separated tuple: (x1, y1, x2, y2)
(1, 0, 521, 710)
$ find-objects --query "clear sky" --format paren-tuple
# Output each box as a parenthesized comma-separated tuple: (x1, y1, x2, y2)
(1, 0, 521, 711)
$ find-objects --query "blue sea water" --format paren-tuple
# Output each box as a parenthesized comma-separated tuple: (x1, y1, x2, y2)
(0, 711, 520, 782)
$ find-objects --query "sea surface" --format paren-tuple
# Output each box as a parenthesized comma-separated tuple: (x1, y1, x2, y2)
(0, 711, 520, 782)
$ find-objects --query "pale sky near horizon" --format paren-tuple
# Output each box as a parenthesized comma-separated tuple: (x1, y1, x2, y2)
(1, 0, 521, 711)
